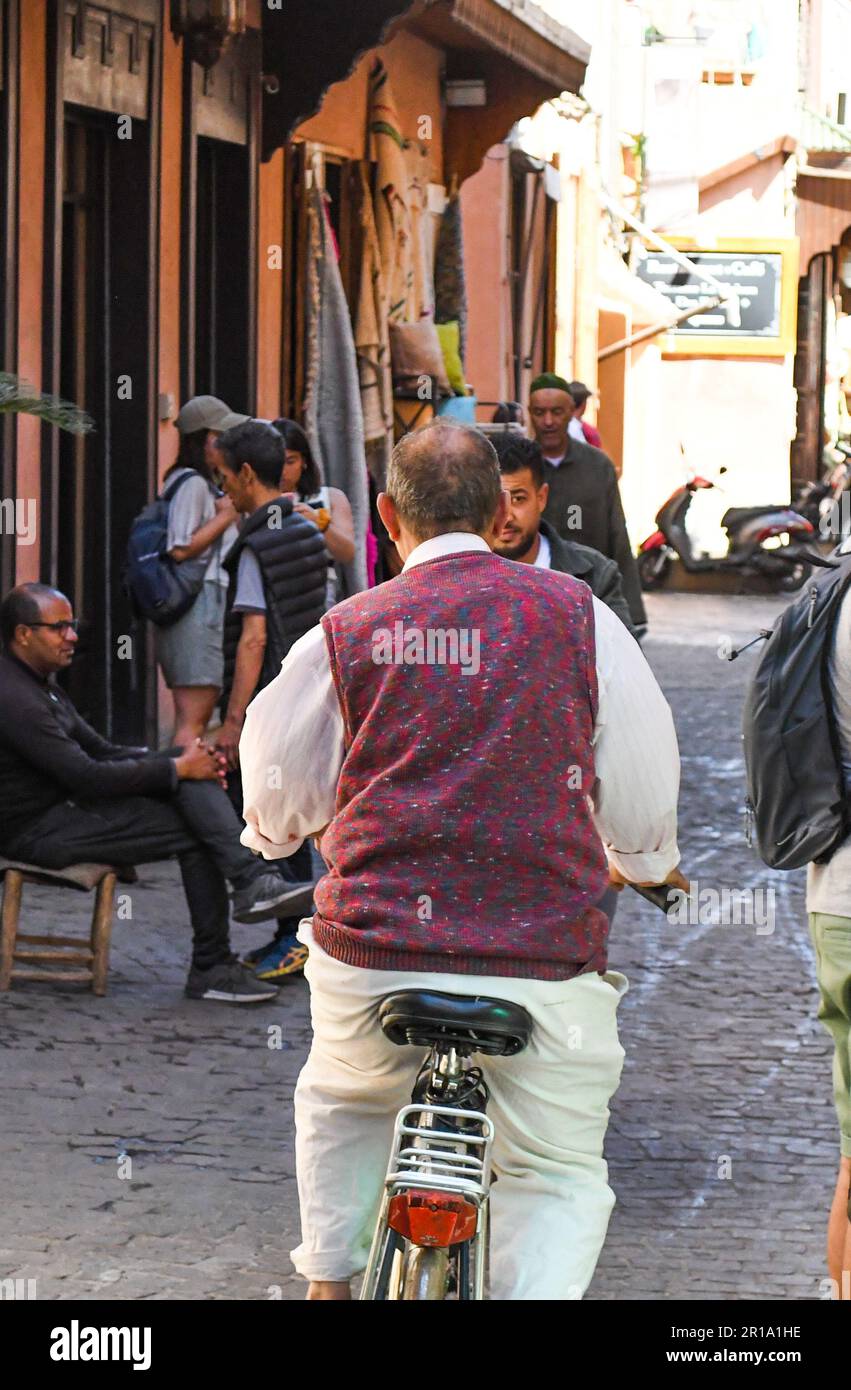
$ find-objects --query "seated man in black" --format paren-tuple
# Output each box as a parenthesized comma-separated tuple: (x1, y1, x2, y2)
(0, 582, 305, 1004)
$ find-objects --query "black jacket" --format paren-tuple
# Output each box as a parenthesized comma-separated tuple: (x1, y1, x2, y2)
(0, 652, 175, 842)
(540, 437, 647, 628)
(540, 520, 636, 637)
(222, 496, 329, 704)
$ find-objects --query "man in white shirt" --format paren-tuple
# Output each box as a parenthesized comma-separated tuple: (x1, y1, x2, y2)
(238, 421, 684, 1300)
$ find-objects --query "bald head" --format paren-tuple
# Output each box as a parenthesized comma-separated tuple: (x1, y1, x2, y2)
(385, 421, 502, 542)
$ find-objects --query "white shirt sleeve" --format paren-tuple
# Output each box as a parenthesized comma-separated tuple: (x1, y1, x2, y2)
(239, 625, 345, 858)
(589, 596, 680, 882)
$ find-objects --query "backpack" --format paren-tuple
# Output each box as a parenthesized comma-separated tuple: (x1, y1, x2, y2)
(124, 471, 206, 627)
(742, 547, 851, 869)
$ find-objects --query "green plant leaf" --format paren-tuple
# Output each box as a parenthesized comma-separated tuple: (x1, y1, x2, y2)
(0, 372, 94, 434)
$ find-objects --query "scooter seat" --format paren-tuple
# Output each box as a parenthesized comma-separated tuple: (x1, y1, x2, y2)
(722, 505, 793, 529)
(379, 990, 532, 1056)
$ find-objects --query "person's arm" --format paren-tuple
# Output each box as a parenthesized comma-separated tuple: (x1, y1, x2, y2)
(170, 497, 236, 563)
(605, 466, 647, 628)
(65, 703, 146, 762)
(291, 488, 356, 565)
(593, 556, 637, 638)
(4, 690, 179, 800)
(240, 624, 345, 858)
(588, 596, 680, 884)
(321, 488, 355, 565)
(216, 612, 267, 770)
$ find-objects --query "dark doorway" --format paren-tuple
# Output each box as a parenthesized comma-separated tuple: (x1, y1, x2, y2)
(57, 108, 152, 741)
(0, 0, 17, 595)
(193, 134, 252, 412)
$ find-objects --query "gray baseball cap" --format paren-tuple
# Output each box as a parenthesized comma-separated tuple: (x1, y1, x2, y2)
(175, 395, 249, 435)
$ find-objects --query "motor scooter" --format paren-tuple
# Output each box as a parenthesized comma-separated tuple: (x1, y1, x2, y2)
(793, 442, 851, 541)
(637, 468, 831, 593)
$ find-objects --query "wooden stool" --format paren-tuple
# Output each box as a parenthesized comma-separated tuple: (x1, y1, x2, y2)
(0, 860, 135, 995)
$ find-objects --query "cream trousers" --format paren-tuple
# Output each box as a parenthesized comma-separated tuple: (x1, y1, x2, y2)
(290, 920, 628, 1300)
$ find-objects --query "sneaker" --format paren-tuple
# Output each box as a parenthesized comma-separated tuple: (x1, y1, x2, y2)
(231, 871, 315, 924)
(254, 941, 309, 981)
(242, 935, 284, 968)
(186, 959, 279, 1004)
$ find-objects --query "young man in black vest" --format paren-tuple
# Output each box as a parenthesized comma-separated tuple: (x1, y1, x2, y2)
(213, 419, 329, 979)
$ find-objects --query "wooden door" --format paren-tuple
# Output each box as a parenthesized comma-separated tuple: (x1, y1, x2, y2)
(56, 109, 154, 741)
(0, 0, 18, 595)
(791, 253, 829, 490)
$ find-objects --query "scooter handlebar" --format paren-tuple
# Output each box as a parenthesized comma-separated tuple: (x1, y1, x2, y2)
(789, 548, 840, 569)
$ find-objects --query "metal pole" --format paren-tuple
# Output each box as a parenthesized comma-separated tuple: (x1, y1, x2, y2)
(597, 296, 724, 361)
(602, 192, 741, 325)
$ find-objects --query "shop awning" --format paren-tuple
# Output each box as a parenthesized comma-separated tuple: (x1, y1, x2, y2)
(597, 244, 679, 327)
(261, 1, 419, 161)
(404, 0, 590, 183)
(261, 0, 590, 177)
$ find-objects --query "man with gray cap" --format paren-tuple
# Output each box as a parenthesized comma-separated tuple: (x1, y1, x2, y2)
(155, 396, 248, 748)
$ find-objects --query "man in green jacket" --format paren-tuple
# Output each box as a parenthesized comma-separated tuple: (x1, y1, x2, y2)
(490, 432, 636, 638)
(527, 372, 646, 634)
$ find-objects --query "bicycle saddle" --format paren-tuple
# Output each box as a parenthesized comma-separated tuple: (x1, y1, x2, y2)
(379, 990, 532, 1057)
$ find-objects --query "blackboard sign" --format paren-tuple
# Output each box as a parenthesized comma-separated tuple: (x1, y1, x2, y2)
(635, 251, 783, 337)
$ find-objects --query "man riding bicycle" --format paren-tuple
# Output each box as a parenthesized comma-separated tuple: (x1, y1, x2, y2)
(240, 421, 684, 1300)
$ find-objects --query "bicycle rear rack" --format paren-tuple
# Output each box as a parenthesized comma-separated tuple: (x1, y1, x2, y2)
(361, 1103, 495, 1300)
(386, 1103, 494, 1201)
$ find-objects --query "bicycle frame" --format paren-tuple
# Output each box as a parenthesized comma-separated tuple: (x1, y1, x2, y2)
(360, 1048, 496, 1301)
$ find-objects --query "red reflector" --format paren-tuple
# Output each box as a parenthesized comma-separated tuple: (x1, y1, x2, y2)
(387, 1189, 478, 1247)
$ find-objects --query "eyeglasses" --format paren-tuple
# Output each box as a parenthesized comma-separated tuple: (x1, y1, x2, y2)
(28, 620, 80, 634)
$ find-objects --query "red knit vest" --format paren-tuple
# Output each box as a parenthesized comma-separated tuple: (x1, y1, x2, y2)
(314, 550, 610, 980)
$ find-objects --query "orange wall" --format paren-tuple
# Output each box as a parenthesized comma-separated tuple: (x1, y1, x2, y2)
(256, 148, 285, 419)
(157, 14, 183, 482)
(15, 0, 47, 583)
(461, 149, 510, 405)
(296, 30, 444, 180)
(597, 310, 627, 476)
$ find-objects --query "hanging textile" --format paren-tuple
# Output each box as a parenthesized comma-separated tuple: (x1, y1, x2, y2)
(405, 140, 435, 323)
(354, 164, 394, 490)
(355, 166, 393, 435)
(303, 180, 369, 595)
(434, 190, 468, 360)
(368, 57, 415, 325)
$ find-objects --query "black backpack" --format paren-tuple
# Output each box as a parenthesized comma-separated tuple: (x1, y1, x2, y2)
(743, 548, 851, 869)
(124, 471, 205, 627)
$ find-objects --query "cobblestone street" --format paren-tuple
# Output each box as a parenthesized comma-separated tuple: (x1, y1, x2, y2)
(0, 591, 838, 1302)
